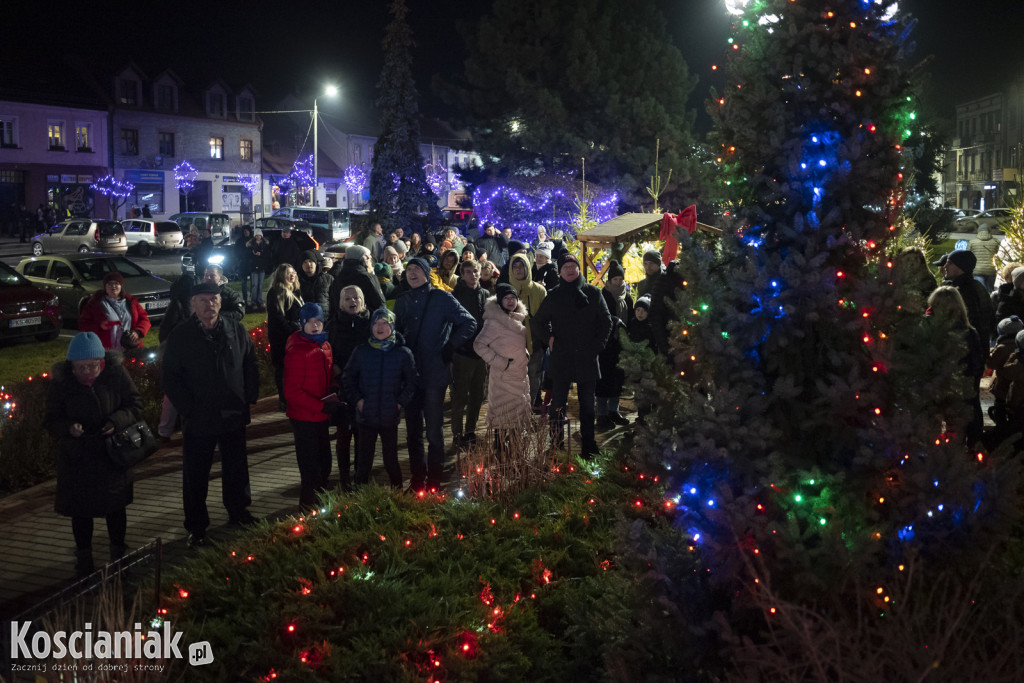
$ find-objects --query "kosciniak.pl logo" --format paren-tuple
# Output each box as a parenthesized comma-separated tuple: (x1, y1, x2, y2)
(8, 621, 213, 668)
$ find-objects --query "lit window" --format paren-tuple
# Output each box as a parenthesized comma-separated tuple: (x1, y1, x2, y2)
(48, 121, 65, 150)
(76, 123, 91, 151)
(240, 139, 253, 162)
(210, 136, 224, 159)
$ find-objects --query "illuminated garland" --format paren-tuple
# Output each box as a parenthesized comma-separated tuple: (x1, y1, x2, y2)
(174, 161, 198, 194)
(238, 174, 260, 195)
(343, 165, 368, 193)
(89, 175, 135, 199)
(471, 183, 618, 242)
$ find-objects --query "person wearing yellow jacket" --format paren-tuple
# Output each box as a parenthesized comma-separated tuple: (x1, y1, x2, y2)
(430, 249, 460, 292)
(508, 252, 547, 407)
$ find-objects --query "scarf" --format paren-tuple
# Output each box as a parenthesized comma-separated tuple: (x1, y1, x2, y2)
(300, 331, 329, 345)
(560, 274, 589, 308)
(101, 295, 132, 329)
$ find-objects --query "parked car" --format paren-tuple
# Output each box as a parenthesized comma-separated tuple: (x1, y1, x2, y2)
(956, 207, 1014, 234)
(0, 261, 62, 342)
(168, 212, 233, 239)
(951, 208, 981, 221)
(271, 206, 350, 244)
(31, 219, 127, 256)
(122, 219, 184, 256)
(17, 254, 172, 324)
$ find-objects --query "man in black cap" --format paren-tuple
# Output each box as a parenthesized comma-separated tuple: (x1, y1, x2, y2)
(636, 250, 664, 299)
(163, 281, 260, 547)
(936, 249, 994, 341)
(496, 239, 529, 285)
(274, 225, 303, 271)
(473, 222, 507, 265)
(532, 252, 612, 458)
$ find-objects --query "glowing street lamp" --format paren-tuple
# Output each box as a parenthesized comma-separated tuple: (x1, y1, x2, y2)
(313, 85, 339, 199)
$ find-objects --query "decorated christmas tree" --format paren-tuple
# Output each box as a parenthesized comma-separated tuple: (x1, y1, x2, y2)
(369, 0, 440, 234)
(622, 1, 1023, 677)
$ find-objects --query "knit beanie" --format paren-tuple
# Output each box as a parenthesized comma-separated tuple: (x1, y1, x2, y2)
(634, 294, 652, 311)
(1012, 267, 1024, 287)
(643, 249, 662, 266)
(997, 316, 1024, 343)
(103, 271, 125, 286)
(558, 252, 580, 270)
(535, 241, 553, 259)
(393, 239, 407, 255)
(406, 257, 431, 279)
(606, 259, 625, 280)
(507, 240, 526, 257)
(946, 249, 977, 275)
(300, 250, 319, 265)
(374, 262, 393, 280)
(67, 331, 105, 361)
(422, 233, 436, 246)
(495, 282, 518, 311)
(346, 244, 370, 261)
(299, 302, 324, 327)
(1015, 329, 1024, 354)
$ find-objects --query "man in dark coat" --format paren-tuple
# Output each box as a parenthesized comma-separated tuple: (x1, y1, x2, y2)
(532, 253, 613, 458)
(473, 222, 507, 265)
(273, 226, 303, 271)
(163, 281, 260, 547)
(298, 249, 333, 325)
(450, 259, 490, 448)
(328, 244, 385, 317)
(636, 250, 665, 299)
(937, 249, 994, 342)
(394, 257, 477, 491)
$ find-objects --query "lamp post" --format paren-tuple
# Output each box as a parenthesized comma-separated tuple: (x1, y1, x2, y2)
(313, 85, 339, 204)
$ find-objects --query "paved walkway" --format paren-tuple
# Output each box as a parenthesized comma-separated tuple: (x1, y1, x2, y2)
(0, 393, 606, 620)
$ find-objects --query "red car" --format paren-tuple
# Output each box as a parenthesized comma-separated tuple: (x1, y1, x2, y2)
(0, 261, 62, 342)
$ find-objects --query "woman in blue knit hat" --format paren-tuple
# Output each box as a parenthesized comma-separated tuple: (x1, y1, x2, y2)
(284, 302, 335, 511)
(44, 332, 142, 578)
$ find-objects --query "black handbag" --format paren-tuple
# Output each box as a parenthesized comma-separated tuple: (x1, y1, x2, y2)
(105, 420, 159, 469)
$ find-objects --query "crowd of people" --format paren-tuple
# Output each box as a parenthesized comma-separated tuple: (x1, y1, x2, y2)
(42, 217, 699, 575)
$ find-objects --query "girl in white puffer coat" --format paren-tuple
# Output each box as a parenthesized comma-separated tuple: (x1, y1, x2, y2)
(474, 283, 532, 453)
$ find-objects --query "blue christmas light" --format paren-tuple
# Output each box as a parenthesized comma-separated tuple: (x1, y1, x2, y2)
(343, 165, 369, 193)
(174, 161, 198, 193)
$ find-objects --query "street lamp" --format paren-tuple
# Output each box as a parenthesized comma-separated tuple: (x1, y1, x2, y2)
(313, 85, 339, 202)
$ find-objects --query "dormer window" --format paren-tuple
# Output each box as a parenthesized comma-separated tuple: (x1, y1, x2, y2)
(156, 83, 177, 112)
(237, 96, 254, 122)
(119, 78, 139, 106)
(207, 92, 226, 118)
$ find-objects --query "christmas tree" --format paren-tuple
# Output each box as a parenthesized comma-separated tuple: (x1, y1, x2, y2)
(622, 1, 1022, 676)
(369, 0, 440, 234)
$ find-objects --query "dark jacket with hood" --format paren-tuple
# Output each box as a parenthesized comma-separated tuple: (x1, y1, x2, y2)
(45, 351, 141, 517)
(162, 314, 259, 436)
(343, 332, 417, 428)
(452, 278, 489, 358)
(532, 273, 612, 384)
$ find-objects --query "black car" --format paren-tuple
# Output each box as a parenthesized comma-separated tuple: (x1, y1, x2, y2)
(182, 231, 319, 278)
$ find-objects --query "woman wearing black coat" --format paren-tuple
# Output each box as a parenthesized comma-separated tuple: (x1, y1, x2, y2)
(267, 263, 304, 409)
(44, 333, 142, 577)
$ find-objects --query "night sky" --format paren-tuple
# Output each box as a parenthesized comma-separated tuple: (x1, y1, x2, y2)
(4, 0, 1021, 133)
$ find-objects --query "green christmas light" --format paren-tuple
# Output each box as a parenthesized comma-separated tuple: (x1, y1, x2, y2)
(794, 494, 803, 503)
(721, 331, 730, 339)
(701, 304, 710, 311)
(818, 518, 827, 526)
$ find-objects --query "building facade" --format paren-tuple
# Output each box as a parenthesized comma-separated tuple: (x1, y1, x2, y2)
(0, 100, 109, 222)
(945, 82, 1024, 211)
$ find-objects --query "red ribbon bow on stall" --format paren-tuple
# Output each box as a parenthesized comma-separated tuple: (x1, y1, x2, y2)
(659, 205, 697, 265)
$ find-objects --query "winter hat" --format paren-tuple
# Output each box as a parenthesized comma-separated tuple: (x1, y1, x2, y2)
(475, 248, 487, 260)
(978, 227, 992, 239)
(190, 281, 221, 297)
(535, 241, 553, 259)
(374, 262, 393, 280)
(346, 244, 370, 260)
(368, 308, 397, 350)
(1015, 329, 1024, 354)
(406, 257, 431, 278)
(103, 271, 125, 286)
(946, 249, 977, 275)
(507, 240, 526, 257)
(383, 245, 399, 260)
(606, 259, 625, 280)
(932, 253, 948, 267)
(424, 253, 438, 268)
(441, 240, 453, 251)
(495, 282, 518, 308)
(67, 331, 105, 361)
(1012, 267, 1024, 287)
(253, 229, 264, 237)
(643, 249, 662, 266)
(393, 239, 407, 255)
(634, 294, 652, 312)
(422, 233, 436, 246)
(299, 302, 324, 328)
(550, 239, 568, 263)
(461, 243, 476, 256)
(370, 307, 395, 329)
(300, 250, 319, 265)
(997, 316, 1024, 343)
(558, 252, 580, 270)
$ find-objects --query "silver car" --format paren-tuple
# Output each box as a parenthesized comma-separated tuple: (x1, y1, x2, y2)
(16, 253, 172, 323)
(31, 219, 127, 256)
(122, 219, 184, 256)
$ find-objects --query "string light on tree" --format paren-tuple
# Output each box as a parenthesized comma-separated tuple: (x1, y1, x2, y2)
(89, 175, 135, 218)
(343, 165, 368, 194)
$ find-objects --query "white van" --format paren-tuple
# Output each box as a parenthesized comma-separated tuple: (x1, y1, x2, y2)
(272, 206, 350, 244)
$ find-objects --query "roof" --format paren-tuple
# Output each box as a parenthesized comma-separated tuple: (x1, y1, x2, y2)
(576, 212, 721, 246)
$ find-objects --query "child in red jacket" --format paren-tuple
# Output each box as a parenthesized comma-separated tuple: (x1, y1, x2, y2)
(284, 303, 336, 510)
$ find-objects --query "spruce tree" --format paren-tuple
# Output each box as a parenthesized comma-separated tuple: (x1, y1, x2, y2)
(622, 0, 1021, 661)
(369, 0, 439, 234)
